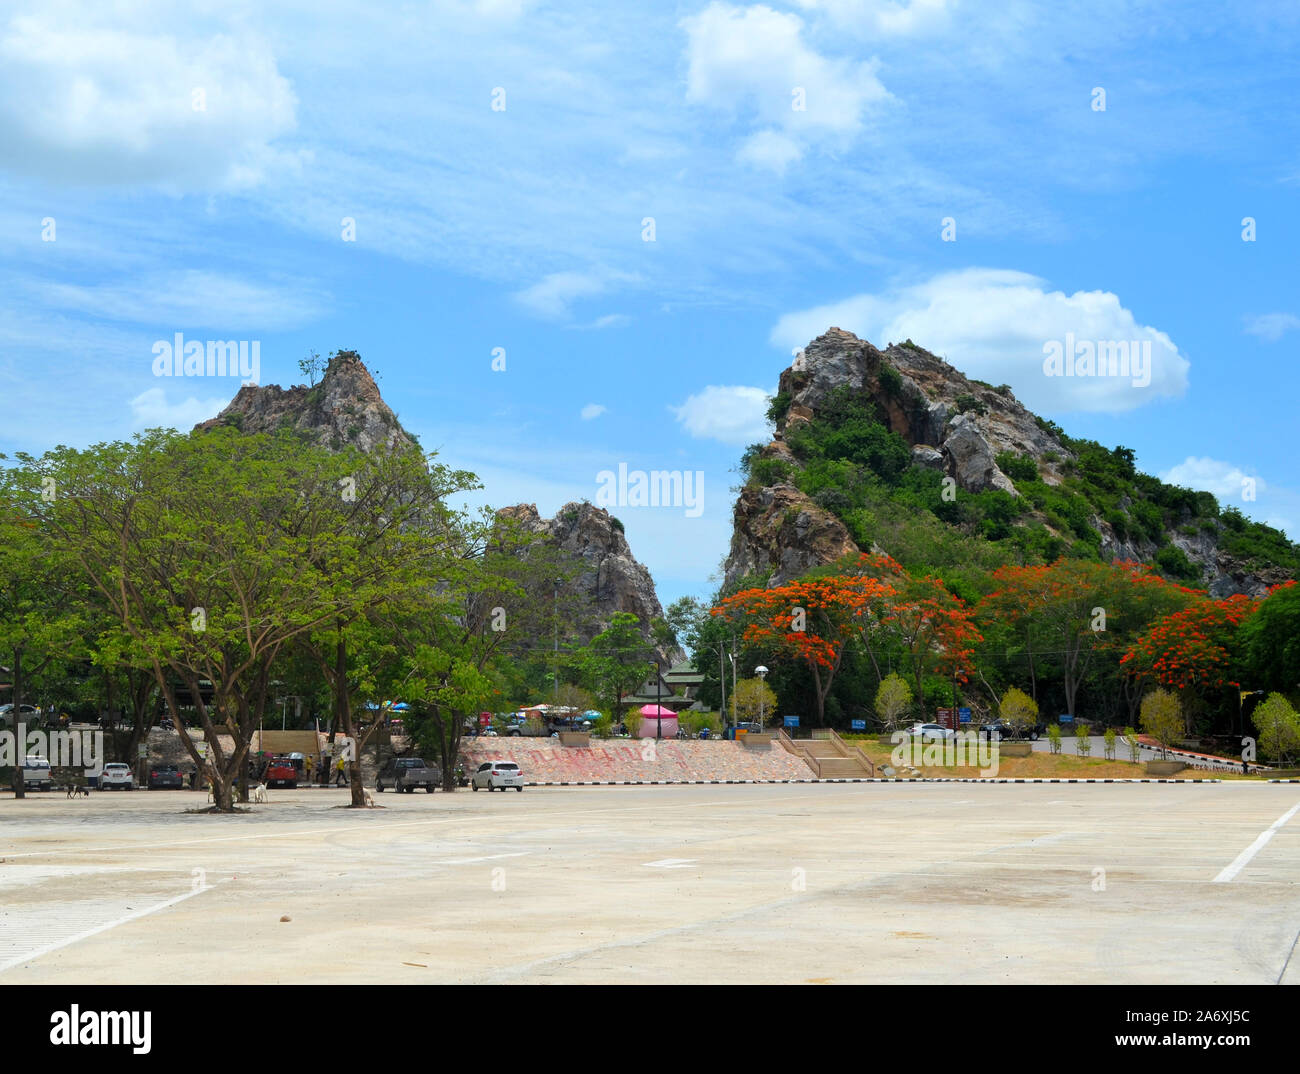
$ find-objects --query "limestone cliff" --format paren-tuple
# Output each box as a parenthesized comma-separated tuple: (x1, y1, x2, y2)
(727, 328, 1292, 597)
(497, 501, 682, 666)
(196, 350, 414, 455)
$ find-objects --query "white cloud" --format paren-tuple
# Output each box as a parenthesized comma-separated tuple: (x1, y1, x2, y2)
(0, 12, 298, 189)
(680, 2, 889, 170)
(793, 0, 955, 36)
(671, 385, 770, 445)
(580, 403, 607, 420)
(39, 271, 327, 330)
(736, 129, 805, 172)
(1159, 457, 1264, 501)
(771, 268, 1190, 414)
(129, 387, 231, 431)
(513, 270, 633, 321)
(1243, 312, 1300, 342)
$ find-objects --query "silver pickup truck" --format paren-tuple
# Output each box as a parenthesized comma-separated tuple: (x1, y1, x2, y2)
(375, 756, 440, 793)
(21, 758, 53, 792)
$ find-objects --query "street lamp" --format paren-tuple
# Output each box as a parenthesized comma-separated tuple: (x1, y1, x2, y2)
(755, 665, 769, 732)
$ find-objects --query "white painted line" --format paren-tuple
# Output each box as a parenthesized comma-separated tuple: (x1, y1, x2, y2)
(0, 880, 219, 975)
(1212, 799, 1300, 883)
(428, 852, 529, 865)
(643, 858, 696, 869)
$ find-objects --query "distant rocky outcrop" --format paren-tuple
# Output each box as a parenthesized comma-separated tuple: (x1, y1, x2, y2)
(197, 354, 679, 661)
(498, 501, 682, 666)
(195, 351, 414, 455)
(727, 328, 1290, 597)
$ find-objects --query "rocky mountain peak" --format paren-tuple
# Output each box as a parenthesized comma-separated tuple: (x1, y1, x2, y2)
(497, 500, 681, 665)
(195, 350, 414, 455)
(728, 328, 1291, 597)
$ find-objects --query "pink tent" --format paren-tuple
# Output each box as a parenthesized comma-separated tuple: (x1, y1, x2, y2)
(637, 704, 678, 738)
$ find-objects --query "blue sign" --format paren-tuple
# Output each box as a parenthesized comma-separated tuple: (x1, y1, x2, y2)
(783, 716, 799, 728)
(851, 719, 866, 730)
(958, 707, 972, 724)
(1060, 714, 1074, 724)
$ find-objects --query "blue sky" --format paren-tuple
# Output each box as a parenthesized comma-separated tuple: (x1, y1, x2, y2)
(1, 0, 1297, 610)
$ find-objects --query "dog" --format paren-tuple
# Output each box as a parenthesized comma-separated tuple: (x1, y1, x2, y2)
(66, 783, 88, 799)
(363, 790, 375, 807)
(251, 782, 268, 804)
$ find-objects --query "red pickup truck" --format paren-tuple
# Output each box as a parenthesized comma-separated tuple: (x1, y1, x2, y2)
(261, 755, 298, 788)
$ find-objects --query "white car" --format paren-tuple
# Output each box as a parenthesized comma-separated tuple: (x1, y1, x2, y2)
(907, 722, 956, 741)
(101, 763, 136, 790)
(472, 761, 524, 791)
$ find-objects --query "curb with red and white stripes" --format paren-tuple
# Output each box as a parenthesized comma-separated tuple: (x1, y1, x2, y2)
(524, 776, 1234, 786)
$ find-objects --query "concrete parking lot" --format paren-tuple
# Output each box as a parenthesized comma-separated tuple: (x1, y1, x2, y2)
(0, 782, 1297, 984)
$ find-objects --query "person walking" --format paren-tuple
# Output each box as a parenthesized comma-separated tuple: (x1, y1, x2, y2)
(334, 754, 347, 787)
(304, 753, 314, 786)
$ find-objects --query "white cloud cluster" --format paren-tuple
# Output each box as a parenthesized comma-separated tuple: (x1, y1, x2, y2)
(680, 2, 889, 172)
(129, 386, 231, 431)
(1159, 456, 1264, 502)
(771, 268, 1190, 414)
(0, 11, 297, 189)
(671, 384, 770, 445)
(580, 403, 607, 420)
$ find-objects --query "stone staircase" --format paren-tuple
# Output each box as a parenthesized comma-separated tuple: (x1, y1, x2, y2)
(777, 729, 875, 779)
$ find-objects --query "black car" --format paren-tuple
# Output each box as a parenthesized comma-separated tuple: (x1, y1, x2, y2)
(147, 763, 185, 789)
(978, 720, 1042, 741)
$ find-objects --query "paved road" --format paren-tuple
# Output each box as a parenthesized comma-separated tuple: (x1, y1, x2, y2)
(1, 781, 1297, 984)
(1027, 734, 1247, 773)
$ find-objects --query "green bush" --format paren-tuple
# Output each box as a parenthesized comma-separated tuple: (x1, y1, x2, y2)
(766, 391, 793, 426)
(995, 451, 1039, 484)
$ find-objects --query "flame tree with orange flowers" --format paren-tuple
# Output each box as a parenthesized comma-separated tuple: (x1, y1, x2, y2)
(711, 571, 897, 727)
(1121, 592, 1260, 732)
(977, 558, 1197, 722)
(711, 554, 980, 727)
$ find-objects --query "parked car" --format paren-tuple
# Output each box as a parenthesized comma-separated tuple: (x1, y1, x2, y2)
(978, 720, 1042, 741)
(472, 761, 524, 791)
(147, 763, 184, 789)
(375, 756, 439, 793)
(0, 703, 40, 726)
(21, 757, 53, 791)
(261, 755, 298, 788)
(907, 722, 956, 741)
(101, 763, 135, 790)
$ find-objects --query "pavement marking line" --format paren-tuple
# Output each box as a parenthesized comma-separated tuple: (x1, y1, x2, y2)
(428, 852, 530, 865)
(0, 880, 220, 975)
(1277, 926, 1300, 985)
(1212, 799, 1300, 883)
(643, 859, 697, 869)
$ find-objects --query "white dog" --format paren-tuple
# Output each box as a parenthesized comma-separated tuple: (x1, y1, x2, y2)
(251, 782, 268, 804)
